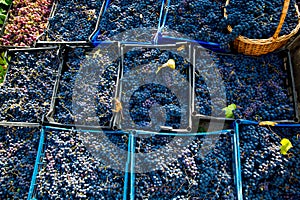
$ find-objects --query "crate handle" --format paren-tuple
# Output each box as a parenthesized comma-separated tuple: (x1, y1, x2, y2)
(273, 0, 291, 39)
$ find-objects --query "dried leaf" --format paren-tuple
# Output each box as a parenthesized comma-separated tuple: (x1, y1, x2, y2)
(259, 121, 277, 126)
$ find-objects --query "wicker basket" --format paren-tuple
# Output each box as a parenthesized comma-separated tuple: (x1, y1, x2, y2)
(224, 0, 300, 56)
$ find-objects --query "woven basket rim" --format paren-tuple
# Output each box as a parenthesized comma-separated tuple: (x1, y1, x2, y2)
(224, 0, 300, 44)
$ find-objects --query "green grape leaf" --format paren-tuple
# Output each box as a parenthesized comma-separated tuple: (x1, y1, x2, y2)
(0, 13, 6, 20)
(280, 138, 293, 155)
(222, 104, 237, 118)
(5, 0, 12, 5)
(0, 0, 9, 6)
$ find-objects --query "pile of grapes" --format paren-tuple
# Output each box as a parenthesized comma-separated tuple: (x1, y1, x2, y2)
(0, 126, 40, 199)
(95, 0, 162, 42)
(239, 125, 300, 199)
(194, 49, 294, 120)
(54, 47, 120, 127)
(133, 132, 237, 199)
(225, 0, 299, 40)
(119, 47, 191, 131)
(35, 129, 126, 199)
(0, 0, 53, 46)
(44, 0, 102, 41)
(163, 0, 228, 46)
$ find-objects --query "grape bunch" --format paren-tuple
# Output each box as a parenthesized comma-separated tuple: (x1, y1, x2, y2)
(120, 47, 191, 131)
(226, 0, 299, 40)
(54, 47, 119, 127)
(0, 49, 60, 122)
(35, 129, 126, 199)
(45, 0, 102, 41)
(96, 0, 162, 42)
(0, 0, 53, 46)
(194, 50, 294, 120)
(134, 132, 237, 199)
(239, 125, 300, 199)
(0, 126, 40, 199)
(163, 0, 229, 47)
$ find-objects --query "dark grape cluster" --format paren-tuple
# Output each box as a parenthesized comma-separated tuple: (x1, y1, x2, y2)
(54, 47, 119, 127)
(35, 129, 126, 199)
(163, 0, 229, 47)
(226, 0, 299, 39)
(239, 125, 300, 199)
(0, 49, 60, 122)
(45, 0, 102, 41)
(119, 47, 191, 131)
(96, 0, 161, 42)
(0, 126, 40, 199)
(134, 132, 237, 199)
(194, 49, 294, 120)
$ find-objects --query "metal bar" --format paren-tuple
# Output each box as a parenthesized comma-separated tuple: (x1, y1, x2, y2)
(27, 127, 45, 200)
(123, 131, 131, 200)
(135, 129, 232, 136)
(129, 132, 135, 200)
(234, 121, 243, 200)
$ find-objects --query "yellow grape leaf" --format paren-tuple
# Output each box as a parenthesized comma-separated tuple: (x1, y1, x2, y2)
(280, 138, 293, 155)
(259, 121, 277, 126)
(222, 104, 236, 118)
(156, 59, 176, 73)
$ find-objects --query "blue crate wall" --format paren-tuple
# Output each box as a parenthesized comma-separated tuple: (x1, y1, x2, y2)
(113, 42, 192, 132)
(91, 0, 165, 46)
(192, 47, 298, 122)
(234, 120, 300, 200)
(129, 130, 241, 200)
(32, 126, 130, 199)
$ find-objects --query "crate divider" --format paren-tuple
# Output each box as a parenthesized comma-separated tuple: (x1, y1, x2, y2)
(88, 0, 111, 45)
(0, 122, 41, 128)
(112, 42, 192, 133)
(192, 46, 299, 123)
(27, 126, 45, 200)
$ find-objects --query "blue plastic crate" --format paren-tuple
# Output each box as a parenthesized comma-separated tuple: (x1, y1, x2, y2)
(0, 125, 41, 200)
(90, 0, 164, 46)
(32, 126, 130, 199)
(129, 130, 241, 199)
(154, 0, 227, 53)
(234, 120, 300, 200)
